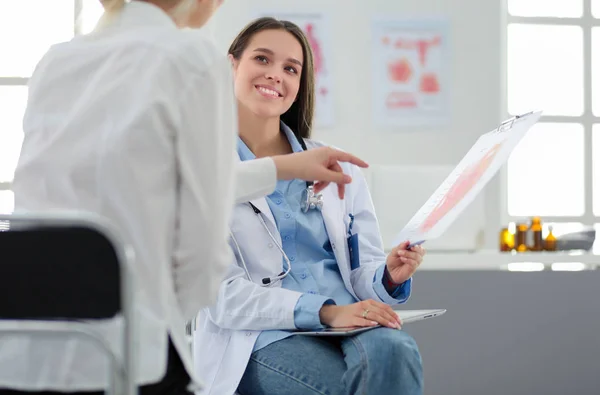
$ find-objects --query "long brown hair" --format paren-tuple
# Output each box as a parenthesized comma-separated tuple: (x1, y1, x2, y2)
(228, 17, 315, 139)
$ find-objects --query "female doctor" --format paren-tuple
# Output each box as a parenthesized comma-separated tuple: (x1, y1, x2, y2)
(193, 17, 426, 395)
(1, 1, 368, 395)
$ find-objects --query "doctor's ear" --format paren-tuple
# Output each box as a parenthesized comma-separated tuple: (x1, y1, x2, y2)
(227, 54, 238, 70)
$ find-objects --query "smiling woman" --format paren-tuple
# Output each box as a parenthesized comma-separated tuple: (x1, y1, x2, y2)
(228, 17, 315, 141)
(193, 16, 425, 395)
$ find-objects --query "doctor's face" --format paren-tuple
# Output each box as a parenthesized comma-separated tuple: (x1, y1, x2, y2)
(230, 29, 303, 119)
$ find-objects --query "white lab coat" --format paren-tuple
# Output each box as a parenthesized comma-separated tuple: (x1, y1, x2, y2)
(3, 1, 275, 392)
(193, 140, 407, 395)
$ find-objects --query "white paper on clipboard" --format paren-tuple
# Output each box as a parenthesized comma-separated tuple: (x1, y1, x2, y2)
(395, 111, 542, 247)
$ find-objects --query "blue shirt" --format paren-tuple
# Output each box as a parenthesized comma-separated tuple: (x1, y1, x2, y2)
(237, 122, 410, 352)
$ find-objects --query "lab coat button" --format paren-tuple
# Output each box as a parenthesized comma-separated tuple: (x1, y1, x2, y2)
(285, 213, 291, 219)
(301, 273, 307, 279)
(268, 243, 274, 248)
(246, 332, 252, 337)
(332, 244, 336, 250)
(276, 199, 282, 205)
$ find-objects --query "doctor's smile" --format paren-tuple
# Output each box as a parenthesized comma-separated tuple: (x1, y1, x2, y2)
(254, 84, 282, 99)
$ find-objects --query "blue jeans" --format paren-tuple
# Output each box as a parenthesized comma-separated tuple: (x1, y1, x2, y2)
(238, 328, 423, 395)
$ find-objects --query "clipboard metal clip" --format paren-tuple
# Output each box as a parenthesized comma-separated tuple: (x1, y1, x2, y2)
(493, 111, 534, 134)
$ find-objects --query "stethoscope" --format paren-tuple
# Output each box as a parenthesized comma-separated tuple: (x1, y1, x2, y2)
(230, 136, 324, 286)
(297, 137, 324, 213)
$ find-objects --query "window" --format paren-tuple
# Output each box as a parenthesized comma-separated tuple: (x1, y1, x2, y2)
(0, 1, 103, 212)
(593, 28, 600, 116)
(0, 87, 28, 183)
(508, 0, 583, 18)
(79, 0, 105, 35)
(0, 191, 14, 215)
(506, 1, 599, 229)
(0, 2, 74, 78)
(507, 24, 583, 116)
(593, 0, 600, 18)
(507, 123, 585, 216)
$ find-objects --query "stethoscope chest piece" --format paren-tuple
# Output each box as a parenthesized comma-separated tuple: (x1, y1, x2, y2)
(301, 185, 324, 213)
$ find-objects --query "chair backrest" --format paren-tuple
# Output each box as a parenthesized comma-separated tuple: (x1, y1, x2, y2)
(0, 224, 121, 320)
(0, 212, 136, 395)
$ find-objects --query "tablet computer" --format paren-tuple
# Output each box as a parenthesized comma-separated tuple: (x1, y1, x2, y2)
(290, 309, 446, 337)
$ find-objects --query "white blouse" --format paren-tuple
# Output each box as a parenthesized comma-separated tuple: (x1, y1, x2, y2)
(5, 1, 275, 391)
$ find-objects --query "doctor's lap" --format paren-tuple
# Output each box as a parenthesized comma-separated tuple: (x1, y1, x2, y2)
(238, 328, 423, 395)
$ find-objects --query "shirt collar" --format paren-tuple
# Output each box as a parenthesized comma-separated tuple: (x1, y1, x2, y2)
(237, 137, 256, 162)
(237, 121, 305, 162)
(281, 122, 305, 154)
(95, 0, 177, 32)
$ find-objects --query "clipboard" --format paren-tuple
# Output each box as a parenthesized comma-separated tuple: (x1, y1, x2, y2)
(400, 111, 542, 249)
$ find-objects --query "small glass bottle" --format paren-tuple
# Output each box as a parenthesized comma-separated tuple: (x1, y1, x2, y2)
(529, 216, 543, 251)
(499, 227, 514, 252)
(544, 226, 557, 251)
(515, 223, 528, 252)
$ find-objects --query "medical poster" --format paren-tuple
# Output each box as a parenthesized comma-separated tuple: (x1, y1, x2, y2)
(372, 18, 450, 126)
(393, 111, 542, 246)
(250, 11, 335, 128)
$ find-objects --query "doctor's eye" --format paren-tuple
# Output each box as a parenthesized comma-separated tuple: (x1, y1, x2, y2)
(254, 55, 268, 64)
(284, 66, 298, 74)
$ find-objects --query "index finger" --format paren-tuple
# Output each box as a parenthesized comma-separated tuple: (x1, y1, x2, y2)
(396, 240, 410, 251)
(330, 150, 369, 169)
(329, 161, 347, 199)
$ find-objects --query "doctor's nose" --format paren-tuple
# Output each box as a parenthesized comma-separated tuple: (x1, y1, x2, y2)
(265, 72, 282, 84)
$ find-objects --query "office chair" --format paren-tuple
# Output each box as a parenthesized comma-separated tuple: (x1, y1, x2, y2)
(0, 212, 136, 395)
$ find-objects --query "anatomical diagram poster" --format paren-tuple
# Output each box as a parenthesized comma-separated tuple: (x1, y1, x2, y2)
(372, 17, 450, 127)
(393, 111, 542, 247)
(250, 11, 335, 128)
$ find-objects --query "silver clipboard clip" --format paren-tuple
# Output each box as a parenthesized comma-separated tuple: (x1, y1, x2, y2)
(493, 111, 534, 134)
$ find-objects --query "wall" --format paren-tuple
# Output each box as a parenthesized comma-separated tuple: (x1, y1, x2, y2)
(206, 0, 505, 250)
(403, 270, 600, 395)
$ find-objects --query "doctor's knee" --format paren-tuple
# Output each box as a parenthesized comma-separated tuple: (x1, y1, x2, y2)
(362, 328, 423, 372)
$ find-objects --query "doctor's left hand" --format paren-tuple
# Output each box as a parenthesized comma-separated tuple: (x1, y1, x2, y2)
(385, 241, 426, 285)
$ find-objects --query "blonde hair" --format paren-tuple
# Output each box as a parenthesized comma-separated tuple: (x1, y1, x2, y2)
(100, 0, 126, 13)
(169, 0, 196, 21)
(99, 0, 196, 19)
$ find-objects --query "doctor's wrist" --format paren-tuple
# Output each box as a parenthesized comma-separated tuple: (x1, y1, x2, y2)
(383, 265, 403, 287)
(319, 304, 339, 326)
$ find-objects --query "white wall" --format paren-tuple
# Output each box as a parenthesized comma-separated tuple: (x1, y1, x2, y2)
(207, 0, 505, 250)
